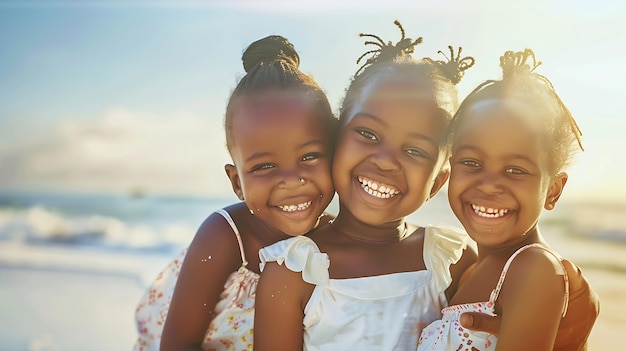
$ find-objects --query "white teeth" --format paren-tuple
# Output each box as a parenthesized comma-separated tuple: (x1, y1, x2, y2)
(278, 201, 312, 212)
(357, 176, 399, 199)
(471, 204, 509, 218)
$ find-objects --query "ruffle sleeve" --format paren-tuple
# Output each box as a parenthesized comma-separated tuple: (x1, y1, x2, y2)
(424, 224, 470, 292)
(259, 236, 330, 286)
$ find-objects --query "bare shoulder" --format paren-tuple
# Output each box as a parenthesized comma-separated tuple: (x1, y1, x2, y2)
(507, 247, 564, 278)
(255, 261, 314, 351)
(161, 203, 247, 348)
(184, 203, 249, 272)
(257, 260, 315, 315)
(498, 246, 567, 309)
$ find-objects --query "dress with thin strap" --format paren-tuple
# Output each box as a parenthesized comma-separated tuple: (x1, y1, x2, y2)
(133, 209, 258, 351)
(417, 244, 569, 351)
(259, 224, 469, 351)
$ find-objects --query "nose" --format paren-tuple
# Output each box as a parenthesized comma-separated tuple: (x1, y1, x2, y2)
(278, 168, 306, 189)
(369, 148, 401, 172)
(475, 170, 505, 194)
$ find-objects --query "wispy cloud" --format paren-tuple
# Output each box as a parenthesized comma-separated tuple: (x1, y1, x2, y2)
(0, 109, 234, 197)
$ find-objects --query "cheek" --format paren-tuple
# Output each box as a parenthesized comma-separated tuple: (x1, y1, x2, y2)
(240, 177, 269, 198)
(313, 164, 334, 190)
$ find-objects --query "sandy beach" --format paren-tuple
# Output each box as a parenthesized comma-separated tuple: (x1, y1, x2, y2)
(0, 244, 170, 351)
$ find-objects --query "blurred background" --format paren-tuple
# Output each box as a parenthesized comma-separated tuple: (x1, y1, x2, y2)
(0, 0, 624, 350)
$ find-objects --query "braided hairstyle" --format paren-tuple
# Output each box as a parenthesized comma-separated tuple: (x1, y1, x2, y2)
(340, 20, 474, 154)
(450, 48, 583, 174)
(225, 35, 336, 152)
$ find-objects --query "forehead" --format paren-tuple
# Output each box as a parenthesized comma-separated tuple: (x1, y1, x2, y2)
(454, 98, 546, 155)
(457, 98, 540, 132)
(229, 95, 327, 151)
(348, 79, 442, 120)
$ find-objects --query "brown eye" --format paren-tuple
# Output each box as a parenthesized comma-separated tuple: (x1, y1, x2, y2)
(252, 163, 275, 172)
(356, 129, 378, 141)
(460, 159, 480, 168)
(301, 153, 323, 162)
(406, 148, 428, 159)
(505, 167, 526, 175)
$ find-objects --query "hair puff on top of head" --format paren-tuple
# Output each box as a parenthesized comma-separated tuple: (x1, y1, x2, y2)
(498, 48, 583, 151)
(241, 35, 300, 73)
(424, 45, 475, 85)
(499, 48, 542, 81)
(354, 20, 424, 77)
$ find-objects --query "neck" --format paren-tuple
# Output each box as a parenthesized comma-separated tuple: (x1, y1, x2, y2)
(477, 224, 547, 259)
(330, 204, 409, 244)
(247, 213, 292, 245)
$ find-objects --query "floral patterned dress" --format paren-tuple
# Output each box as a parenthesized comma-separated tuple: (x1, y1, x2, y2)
(134, 209, 259, 351)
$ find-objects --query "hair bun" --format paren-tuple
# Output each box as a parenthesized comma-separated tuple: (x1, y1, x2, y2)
(241, 35, 300, 73)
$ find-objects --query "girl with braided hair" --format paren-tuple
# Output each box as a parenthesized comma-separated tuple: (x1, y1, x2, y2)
(417, 49, 599, 351)
(254, 20, 478, 351)
(133, 35, 337, 351)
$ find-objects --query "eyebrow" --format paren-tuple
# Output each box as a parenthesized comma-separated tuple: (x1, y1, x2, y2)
(454, 145, 539, 166)
(352, 112, 387, 126)
(299, 139, 325, 149)
(245, 151, 271, 163)
(244, 139, 325, 163)
(353, 112, 440, 148)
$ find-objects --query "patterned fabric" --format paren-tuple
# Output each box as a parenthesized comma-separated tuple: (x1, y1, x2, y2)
(259, 225, 469, 351)
(417, 243, 569, 351)
(133, 209, 259, 351)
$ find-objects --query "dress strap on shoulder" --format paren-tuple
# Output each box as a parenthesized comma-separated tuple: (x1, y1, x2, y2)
(215, 208, 248, 267)
(488, 243, 569, 317)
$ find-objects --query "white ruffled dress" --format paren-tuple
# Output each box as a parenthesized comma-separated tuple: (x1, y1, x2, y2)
(259, 225, 469, 351)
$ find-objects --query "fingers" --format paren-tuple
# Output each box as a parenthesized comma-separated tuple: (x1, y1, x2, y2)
(460, 312, 502, 335)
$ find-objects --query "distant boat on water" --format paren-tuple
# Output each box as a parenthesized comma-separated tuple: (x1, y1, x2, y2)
(129, 187, 146, 199)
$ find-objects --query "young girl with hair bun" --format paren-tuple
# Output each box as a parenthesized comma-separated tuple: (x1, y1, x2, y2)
(134, 34, 337, 351)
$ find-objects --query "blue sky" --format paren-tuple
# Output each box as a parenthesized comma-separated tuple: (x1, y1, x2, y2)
(0, 0, 624, 202)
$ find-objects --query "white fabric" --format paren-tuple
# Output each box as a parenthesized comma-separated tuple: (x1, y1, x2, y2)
(259, 224, 468, 351)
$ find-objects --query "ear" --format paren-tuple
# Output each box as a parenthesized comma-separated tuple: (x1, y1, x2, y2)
(224, 164, 244, 200)
(544, 172, 568, 210)
(429, 168, 450, 199)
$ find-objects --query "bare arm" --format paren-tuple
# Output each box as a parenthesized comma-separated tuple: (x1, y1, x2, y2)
(495, 249, 566, 351)
(160, 212, 241, 351)
(254, 261, 313, 351)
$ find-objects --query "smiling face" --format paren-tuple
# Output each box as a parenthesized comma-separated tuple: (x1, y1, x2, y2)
(332, 79, 450, 226)
(448, 98, 566, 247)
(226, 93, 335, 236)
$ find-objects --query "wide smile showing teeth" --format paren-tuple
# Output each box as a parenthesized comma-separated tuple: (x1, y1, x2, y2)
(471, 203, 509, 218)
(357, 176, 400, 199)
(278, 201, 312, 212)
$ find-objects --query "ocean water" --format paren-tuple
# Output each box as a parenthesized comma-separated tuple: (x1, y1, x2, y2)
(0, 189, 467, 256)
(2, 190, 625, 260)
(0, 190, 234, 255)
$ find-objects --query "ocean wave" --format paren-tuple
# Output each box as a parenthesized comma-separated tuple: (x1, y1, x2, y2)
(0, 205, 195, 253)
